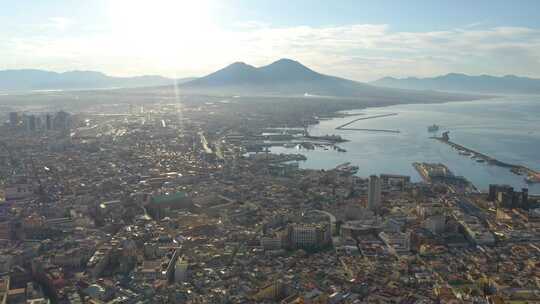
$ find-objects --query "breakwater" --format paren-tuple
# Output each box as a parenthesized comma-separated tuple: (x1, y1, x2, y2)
(434, 137, 540, 183)
(335, 113, 399, 133)
(339, 128, 400, 133)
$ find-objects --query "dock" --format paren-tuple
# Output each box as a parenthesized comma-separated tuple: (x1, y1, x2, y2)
(433, 136, 540, 183)
(413, 162, 476, 193)
(335, 113, 400, 133)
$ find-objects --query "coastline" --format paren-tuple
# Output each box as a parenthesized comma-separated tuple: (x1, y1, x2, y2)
(269, 95, 540, 194)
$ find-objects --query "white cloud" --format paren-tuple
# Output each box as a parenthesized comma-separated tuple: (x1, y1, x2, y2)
(46, 17, 72, 31)
(3, 21, 540, 81)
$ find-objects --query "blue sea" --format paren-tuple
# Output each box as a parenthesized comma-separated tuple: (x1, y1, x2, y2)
(270, 95, 540, 194)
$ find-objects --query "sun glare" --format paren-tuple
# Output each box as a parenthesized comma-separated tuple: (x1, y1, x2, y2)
(108, 0, 215, 40)
(106, 0, 218, 70)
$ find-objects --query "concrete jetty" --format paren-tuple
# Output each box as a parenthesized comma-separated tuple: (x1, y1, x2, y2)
(338, 128, 400, 133)
(433, 136, 540, 182)
(335, 113, 399, 133)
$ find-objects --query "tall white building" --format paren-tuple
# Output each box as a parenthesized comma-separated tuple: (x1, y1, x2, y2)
(368, 175, 381, 212)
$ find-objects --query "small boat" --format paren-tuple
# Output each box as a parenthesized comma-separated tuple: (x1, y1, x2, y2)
(476, 159, 485, 163)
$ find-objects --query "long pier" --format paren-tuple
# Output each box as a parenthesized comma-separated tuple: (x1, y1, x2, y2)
(434, 137, 540, 182)
(335, 113, 399, 133)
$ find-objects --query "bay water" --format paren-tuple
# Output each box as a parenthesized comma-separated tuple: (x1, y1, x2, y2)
(271, 95, 540, 194)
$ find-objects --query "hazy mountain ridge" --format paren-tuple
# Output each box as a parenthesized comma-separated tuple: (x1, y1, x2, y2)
(0, 69, 194, 91)
(371, 73, 540, 94)
(185, 59, 327, 87)
(180, 59, 482, 103)
(1, 60, 487, 105)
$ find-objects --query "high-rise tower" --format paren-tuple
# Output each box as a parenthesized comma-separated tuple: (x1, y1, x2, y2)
(368, 175, 381, 212)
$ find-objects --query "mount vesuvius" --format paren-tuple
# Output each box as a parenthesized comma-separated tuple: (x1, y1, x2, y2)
(179, 58, 482, 103)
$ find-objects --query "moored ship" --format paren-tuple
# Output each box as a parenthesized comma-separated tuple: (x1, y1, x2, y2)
(428, 124, 440, 132)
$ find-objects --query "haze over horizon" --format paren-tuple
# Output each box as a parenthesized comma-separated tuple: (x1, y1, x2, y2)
(2, 0, 540, 82)
(2, 2, 540, 303)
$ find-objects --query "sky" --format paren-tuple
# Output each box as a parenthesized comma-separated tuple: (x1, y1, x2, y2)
(1, 0, 540, 81)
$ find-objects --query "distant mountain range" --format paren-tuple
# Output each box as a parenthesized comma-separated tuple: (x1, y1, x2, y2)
(178, 59, 478, 103)
(2, 60, 511, 104)
(371, 73, 540, 94)
(0, 69, 193, 91)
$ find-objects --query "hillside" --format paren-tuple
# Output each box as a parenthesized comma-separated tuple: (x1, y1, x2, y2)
(371, 73, 540, 94)
(0, 69, 193, 91)
(180, 59, 481, 103)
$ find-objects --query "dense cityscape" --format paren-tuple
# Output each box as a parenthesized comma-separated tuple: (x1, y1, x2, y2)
(1, 100, 539, 304)
(2, 1, 540, 303)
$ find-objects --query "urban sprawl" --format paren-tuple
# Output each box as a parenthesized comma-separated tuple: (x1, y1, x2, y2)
(1, 102, 539, 304)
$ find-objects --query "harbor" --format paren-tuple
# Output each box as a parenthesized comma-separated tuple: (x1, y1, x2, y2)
(269, 99, 540, 194)
(433, 132, 540, 184)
